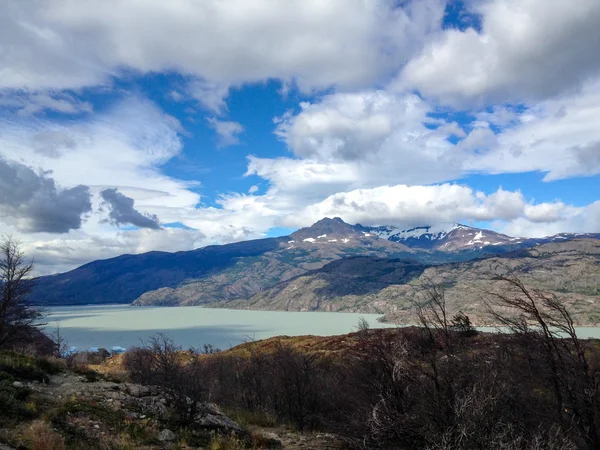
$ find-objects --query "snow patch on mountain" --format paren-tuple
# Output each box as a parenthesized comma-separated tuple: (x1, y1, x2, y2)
(370, 223, 464, 241)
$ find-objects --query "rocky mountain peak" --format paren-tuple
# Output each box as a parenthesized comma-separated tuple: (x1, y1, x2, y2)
(289, 217, 362, 242)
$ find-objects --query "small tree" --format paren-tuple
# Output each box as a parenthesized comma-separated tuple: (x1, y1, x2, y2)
(355, 316, 370, 337)
(487, 275, 600, 449)
(0, 236, 43, 349)
(450, 311, 478, 337)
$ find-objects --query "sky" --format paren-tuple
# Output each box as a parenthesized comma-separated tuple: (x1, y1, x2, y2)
(1, 0, 600, 275)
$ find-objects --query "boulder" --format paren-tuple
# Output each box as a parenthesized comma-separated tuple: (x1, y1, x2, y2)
(158, 429, 176, 442)
(194, 403, 243, 434)
(124, 383, 156, 397)
(258, 431, 282, 449)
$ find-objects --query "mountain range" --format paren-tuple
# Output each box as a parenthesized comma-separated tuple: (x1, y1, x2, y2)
(29, 218, 600, 325)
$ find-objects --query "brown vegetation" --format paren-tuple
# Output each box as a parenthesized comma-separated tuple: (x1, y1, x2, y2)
(121, 278, 600, 449)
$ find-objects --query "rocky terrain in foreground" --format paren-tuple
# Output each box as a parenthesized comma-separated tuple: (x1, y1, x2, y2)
(0, 351, 344, 449)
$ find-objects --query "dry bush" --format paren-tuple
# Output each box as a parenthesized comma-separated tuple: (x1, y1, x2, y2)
(123, 334, 209, 424)
(26, 420, 65, 450)
(209, 432, 245, 450)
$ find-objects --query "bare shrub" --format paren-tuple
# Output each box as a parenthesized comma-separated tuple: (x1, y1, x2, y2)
(123, 333, 208, 424)
(487, 275, 600, 449)
(0, 236, 44, 349)
(26, 420, 65, 450)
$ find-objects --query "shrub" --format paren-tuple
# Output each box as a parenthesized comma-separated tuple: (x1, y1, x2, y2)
(26, 420, 65, 450)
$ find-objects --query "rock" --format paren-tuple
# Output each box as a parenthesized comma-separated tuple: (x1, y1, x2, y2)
(125, 384, 152, 397)
(93, 424, 100, 430)
(125, 411, 138, 419)
(12, 381, 24, 388)
(194, 404, 243, 434)
(258, 431, 282, 449)
(158, 429, 176, 442)
(196, 413, 242, 432)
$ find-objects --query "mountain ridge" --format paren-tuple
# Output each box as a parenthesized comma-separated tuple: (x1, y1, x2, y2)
(29, 218, 600, 316)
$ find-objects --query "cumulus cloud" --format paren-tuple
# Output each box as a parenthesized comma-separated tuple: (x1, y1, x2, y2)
(1, 0, 444, 95)
(497, 201, 600, 238)
(100, 188, 161, 230)
(272, 90, 467, 187)
(466, 80, 600, 180)
(277, 184, 596, 232)
(0, 156, 91, 233)
(270, 82, 600, 187)
(0, 97, 197, 208)
(207, 118, 244, 147)
(401, 0, 600, 105)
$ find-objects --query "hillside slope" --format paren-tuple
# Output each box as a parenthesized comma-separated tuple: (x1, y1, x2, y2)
(30, 217, 600, 310)
(240, 239, 600, 326)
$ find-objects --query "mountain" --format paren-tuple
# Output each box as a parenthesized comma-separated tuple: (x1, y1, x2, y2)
(239, 239, 600, 326)
(29, 218, 417, 306)
(29, 217, 600, 315)
(366, 223, 518, 250)
(364, 222, 600, 252)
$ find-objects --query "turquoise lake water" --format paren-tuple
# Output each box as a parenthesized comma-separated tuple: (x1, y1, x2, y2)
(46, 305, 395, 351)
(46, 305, 600, 352)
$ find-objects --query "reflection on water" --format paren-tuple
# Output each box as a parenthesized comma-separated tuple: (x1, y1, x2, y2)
(45, 305, 395, 351)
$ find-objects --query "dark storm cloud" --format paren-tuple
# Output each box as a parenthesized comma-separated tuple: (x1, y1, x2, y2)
(0, 156, 92, 233)
(100, 188, 161, 230)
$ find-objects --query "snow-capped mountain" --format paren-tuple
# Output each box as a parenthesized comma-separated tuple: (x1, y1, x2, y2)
(366, 223, 519, 251)
(287, 218, 600, 252)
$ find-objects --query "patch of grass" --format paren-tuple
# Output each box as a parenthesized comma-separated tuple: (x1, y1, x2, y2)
(225, 408, 278, 428)
(0, 353, 52, 425)
(70, 364, 103, 382)
(0, 383, 36, 424)
(209, 432, 246, 450)
(45, 398, 156, 449)
(0, 351, 61, 383)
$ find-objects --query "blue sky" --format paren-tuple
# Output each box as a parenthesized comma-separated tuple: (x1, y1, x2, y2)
(1, 0, 599, 274)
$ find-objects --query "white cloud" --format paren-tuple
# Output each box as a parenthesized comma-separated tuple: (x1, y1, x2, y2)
(273, 90, 467, 187)
(0, 90, 93, 116)
(401, 0, 600, 105)
(496, 201, 600, 238)
(466, 80, 600, 180)
(207, 118, 244, 147)
(278, 184, 521, 228)
(276, 184, 600, 237)
(0, 96, 197, 208)
(270, 82, 600, 188)
(187, 80, 230, 115)
(22, 227, 207, 276)
(1, 0, 444, 95)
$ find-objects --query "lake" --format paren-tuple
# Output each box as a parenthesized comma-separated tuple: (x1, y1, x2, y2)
(45, 305, 396, 351)
(45, 305, 600, 352)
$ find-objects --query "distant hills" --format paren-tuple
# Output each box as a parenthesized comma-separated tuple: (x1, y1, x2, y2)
(29, 218, 600, 325)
